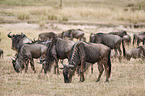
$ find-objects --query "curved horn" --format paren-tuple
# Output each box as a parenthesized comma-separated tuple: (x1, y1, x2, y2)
(12, 56, 16, 59)
(11, 57, 16, 62)
(7, 32, 12, 38)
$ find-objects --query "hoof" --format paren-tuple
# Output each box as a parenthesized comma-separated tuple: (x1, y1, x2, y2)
(79, 79, 85, 82)
(105, 79, 109, 82)
(79, 80, 84, 82)
(96, 79, 100, 82)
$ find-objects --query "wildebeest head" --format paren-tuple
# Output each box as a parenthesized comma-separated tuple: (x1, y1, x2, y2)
(62, 64, 75, 83)
(121, 31, 127, 37)
(11, 57, 20, 73)
(138, 46, 145, 59)
(90, 33, 103, 43)
(7, 32, 27, 51)
(11, 54, 25, 73)
(90, 33, 95, 42)
(62, 30, 72, 38)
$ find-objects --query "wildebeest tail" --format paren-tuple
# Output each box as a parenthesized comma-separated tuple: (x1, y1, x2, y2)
(122, 39, 126, 57)
(133, 34, 135, 45)
(108, 49, 111, 78)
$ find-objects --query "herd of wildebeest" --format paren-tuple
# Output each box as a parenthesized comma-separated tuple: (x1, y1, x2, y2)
(0, 29, 145, 83)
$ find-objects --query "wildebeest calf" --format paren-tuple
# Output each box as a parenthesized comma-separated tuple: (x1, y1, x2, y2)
(125, 46, 145, 60)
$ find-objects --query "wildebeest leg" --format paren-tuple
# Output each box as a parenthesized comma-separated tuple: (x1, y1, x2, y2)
(103, 57, 110, 82)
(40, 63, 44, 73)
(96, 62, 104, 82)
(118, 47, 122, 62)
(53, 55, 59, 75)
(30, 59, 36, 73)
(76, 66, 80, 76)
(114, 49, 118, 61)
(137, 39, 140, 46)
(25, 60, 29, 73)
(91, 64, 93, 74)
(80, 60, 85, 82)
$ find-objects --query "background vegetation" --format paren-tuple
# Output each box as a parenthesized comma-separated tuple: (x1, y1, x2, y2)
(0, 0, 145, 24)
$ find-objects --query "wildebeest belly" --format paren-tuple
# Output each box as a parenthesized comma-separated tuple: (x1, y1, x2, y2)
(85, 44, 109, 64)
(103, 35, 121, 49)
(23, 44, 47, 59)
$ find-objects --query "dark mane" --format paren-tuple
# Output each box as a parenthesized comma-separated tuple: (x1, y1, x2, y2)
(96, 33, 105, 37)
(69, 42, 86, 66)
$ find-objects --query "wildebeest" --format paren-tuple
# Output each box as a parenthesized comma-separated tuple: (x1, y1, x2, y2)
(11, 43, 47, 73)
(38, 32, 57, 40)
(136, 35, 145, 46)
(62, 41, 111, 83)
(90, 33, 126, 62)
(123, 35, 131, 46)
(62, 29, 85, 41)
(133, 31, 145, 46)
(44, 38, 75, 74)
(7, 32, 32, 51)
(125, 46, 145, 60)
(109, 30, 127, 38)
(0, 48, 3, 58)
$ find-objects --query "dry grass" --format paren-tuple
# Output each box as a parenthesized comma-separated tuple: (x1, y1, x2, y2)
(0, 22, 145, 96)
(0, 0, 145, 24)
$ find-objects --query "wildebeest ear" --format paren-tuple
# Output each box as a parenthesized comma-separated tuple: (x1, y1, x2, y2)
(11, 58, 16, 64)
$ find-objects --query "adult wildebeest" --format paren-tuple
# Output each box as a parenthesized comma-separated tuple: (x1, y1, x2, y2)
(44, 38, 75, 74)
(90, 33, 126, 62)
(62, 29, 86, 41)
(0, 48, 3, 58)
(109, 30, 127, 38)
(133, 31, 145, 46)
(123, 35, 131, 46)
(125, 46, 145, 60)
(7, 32, 32, 51)
(62, 41, 111, 83)
(38, 32, 57, 40)
(11, 43, 47, 73)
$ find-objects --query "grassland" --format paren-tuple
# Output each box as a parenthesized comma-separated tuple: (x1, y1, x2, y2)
(0, 22, 145, 96)
(0, 0, 145, 96)
(0, 0, 145, 25)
